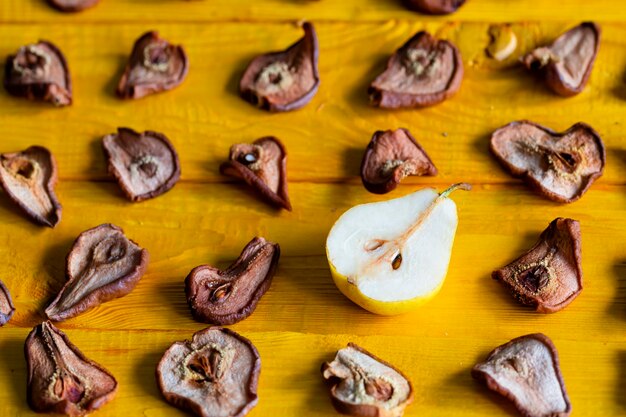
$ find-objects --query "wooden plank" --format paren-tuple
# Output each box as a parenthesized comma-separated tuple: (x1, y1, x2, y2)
(0, 327, 622, 416)
(1, 182, 624, 344)
(5, 0, 626, 23)
(0, 21, 625, 184)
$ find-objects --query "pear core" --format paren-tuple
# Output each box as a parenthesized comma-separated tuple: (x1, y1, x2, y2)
(326, 185, 466, 313)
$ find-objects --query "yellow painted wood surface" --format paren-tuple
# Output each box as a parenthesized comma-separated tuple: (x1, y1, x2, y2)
(0, 1, 625, 416)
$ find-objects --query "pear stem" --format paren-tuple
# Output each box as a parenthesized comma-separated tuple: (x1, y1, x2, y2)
(439, 182, 471, 199)
(356, 183, 469, 281)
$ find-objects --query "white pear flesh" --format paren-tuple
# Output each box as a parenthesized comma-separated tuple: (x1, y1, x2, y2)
(326, 186, 462, 314)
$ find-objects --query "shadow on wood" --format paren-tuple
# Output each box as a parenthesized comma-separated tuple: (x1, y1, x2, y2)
(0, 337, 29, 413)
(608, 259, 626, 321)
(617, 351, 626, 410)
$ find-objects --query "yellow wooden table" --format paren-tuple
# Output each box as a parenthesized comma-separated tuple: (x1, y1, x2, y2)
(0, 1, 625, 416)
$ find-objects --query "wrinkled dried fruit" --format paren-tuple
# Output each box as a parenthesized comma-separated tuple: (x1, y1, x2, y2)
(490, 121, 604, 203)
(404, 0, 466, 14)
(361, 128, 437, 194)
(46, 0, 99, 12)
(4, 41, 71, 106)
(220, 136, 291, 210)
(492, 218, 582, 313)
(522, 22, 600, 96)
(369, 31, 463, 108)
(157, 326, 260, 417)
(321, 343, 414, 417)
(117, 31, 188, 99)
(186, 237, 280, 325)
(25, 321, 117, 416)
(240, 22, 319, 112)
(0, 146, 62, 227)
(472, 333, 571, 417)
(103, 127, 181, 202)
(486, 24, 518, 61)
(45, 224, 149, 321)
(0, 280, 15, 326)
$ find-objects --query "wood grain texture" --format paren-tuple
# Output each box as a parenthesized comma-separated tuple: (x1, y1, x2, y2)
(0, 1, 625, 416)
(5, 0, 626, 23)
(0, 21, 625, 184)
(0, 182, 625, 415)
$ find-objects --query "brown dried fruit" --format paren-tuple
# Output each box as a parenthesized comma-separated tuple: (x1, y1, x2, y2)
(404, 0, 466, 14)
(492, 218, 582, 313)
(46, 0, 99, 12)
(361, 128, 437, 194)
(186, 237, 280, 325)
(157, 326, 260, 417)
(472, 333, 571, 417)
(0, 146, 62, 227)
(117, 31, 188, 99)
(45, 224, 149, 321)
(4, 41, 71, 106)
(522, 22, 600, 96)
(220, 136, 291, 210)
(240, 22, 319, 112)
(25, 321, 117, 416)
(369, 31, 463, 108)
(0, 280, 15, 326)
(490, 121, 604, 203)
(321, 343, 414, 417)
(103, 127, 181, 202)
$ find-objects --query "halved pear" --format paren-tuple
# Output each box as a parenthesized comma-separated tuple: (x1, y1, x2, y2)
(326, 183, 469, 315)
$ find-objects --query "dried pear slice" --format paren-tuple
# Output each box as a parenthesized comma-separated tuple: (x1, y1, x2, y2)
(0, 280, 15, 326)
(4, 41, 72, 106)
(45, 224, 149, 321)
(239, 22, 319, 112)
(117, 31, 188, 99)
(472, 333, 571, 417)
(369, 31, 463, 108)
(490, 120, 605, 203)
(25, 321, 117, 416)
(361, 128, 437, 194)
(47, 0, 99, 12)
(186, 237, 280, 325)
(322, 343, 414, 417)
(157, 327, 261, 417)
(492, 218, 583, 313)
(0, 146, 62, 227)
(522, 22, 600, 96)
(103, 127, 181, 202)
(220, 136, 291, 210)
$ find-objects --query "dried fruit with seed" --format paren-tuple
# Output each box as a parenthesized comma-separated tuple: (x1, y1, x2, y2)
(0, 280, 15, 326)
(0, 146, 62, 227)
(404, 0, 466, 14)
(472, 333, 571, 417)
(321, 343, 414, 417)
(157, 326, 260, 417)
(240, 22, 319, 112)
(46, 0, 99, 12)
(369, 31, 463, 108)
(45, 224, 149, 321)
(522, 22, 600, 96)
(361, 128, 437, 194)
(103, 127, 181, 202)
(4, 41, 71, 106)
(490, 121, 604, 203)
(492, 218, 582, 313)
(117, 31, 188, 99)
(186, 237, 280, 325)
(220, 136, 291, 210)
(25, 321, 117, 416)
(486, 24, 518, 61)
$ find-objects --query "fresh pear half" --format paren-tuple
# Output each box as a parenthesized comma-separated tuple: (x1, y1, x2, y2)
(326, 183, 470, 315)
